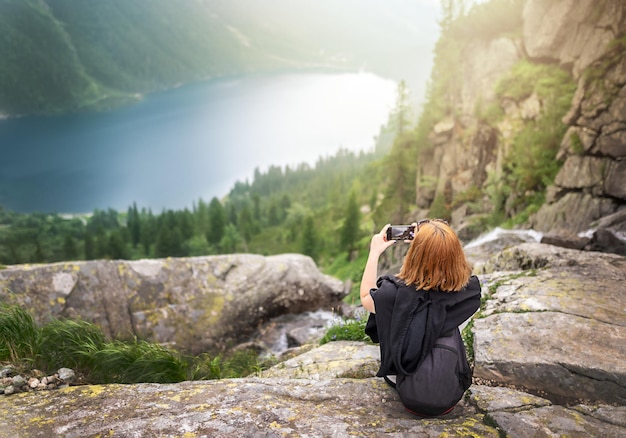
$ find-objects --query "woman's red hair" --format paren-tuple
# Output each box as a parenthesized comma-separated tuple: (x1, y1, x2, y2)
(397, 221, 471, 292)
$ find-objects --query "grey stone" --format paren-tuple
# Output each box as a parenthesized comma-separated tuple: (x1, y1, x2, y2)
(554, 155, 607, 190)
(604, 160, 626, 200)
(0, 367, 14, 379)
(2, 237, 626, 436)
(558, 126, 597, 159)
(492, 405, 626, 438)
(11, 375, 26, 388)
(473, 242, 626, 405)
(261, 341, 380, 380)
(57, 368, 76, 384)
(460, 37, 521, 116)
(587, 228, 626, 255)
(531, 192, 619, 233)
(474, 312, 626, 405)
(540, 232, 590, 250)
(596, 128, 626, 158)
(0, 254, 345, 354)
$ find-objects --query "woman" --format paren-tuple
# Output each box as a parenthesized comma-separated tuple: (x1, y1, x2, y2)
(360, 220, 481, 415)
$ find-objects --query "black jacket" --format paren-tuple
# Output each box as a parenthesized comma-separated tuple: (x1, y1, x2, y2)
(365, 275, 481, 377)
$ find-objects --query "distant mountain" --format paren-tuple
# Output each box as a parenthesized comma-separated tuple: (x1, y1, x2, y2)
(0, 0, 436, 116)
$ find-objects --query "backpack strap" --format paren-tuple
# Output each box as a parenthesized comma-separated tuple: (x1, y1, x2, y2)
(383, 375, 397, 389)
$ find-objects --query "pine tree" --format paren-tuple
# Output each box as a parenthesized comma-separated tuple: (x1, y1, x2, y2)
(127, 202, 141, 248)
(301, 215, 318, 261)
(220, 223, 241, 253)
(207, 197, 226, 246)
(84, 230, 95, 260)
(108, 230, 129, 260)
(238, 205, 254, 243)
(391, 80, 412, 136)
(154, 226, 172, 258)
(140, 209, 156, 256)
(340, 191, 360, 253)
(63, 235, 78, 260)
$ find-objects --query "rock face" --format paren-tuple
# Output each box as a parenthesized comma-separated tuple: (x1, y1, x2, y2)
(415, 0, 625, 249)
(0, 254, 346, 353)
(531, 43, 626, 238)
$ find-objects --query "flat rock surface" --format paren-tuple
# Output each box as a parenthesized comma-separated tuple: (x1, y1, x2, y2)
(2, 378, 500, 438)
(3, 376, 624, 437)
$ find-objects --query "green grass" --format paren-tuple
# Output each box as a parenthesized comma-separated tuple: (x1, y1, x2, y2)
(0, 303, 38, 364)
(0, 304, 268, 384)
(37, 318, 106, 375)
(90, 339, 188, 384)
(324, 247, 369, 305)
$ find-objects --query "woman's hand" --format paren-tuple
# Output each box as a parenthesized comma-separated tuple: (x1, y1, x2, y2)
(369, 224, 397, 256)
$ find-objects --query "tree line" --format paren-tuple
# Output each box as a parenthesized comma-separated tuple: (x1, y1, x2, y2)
(0, 145, 389, 268)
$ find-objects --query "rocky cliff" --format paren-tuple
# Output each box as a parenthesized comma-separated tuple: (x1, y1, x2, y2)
(2, 237, 625, 436)
(417, 0, 625, 252)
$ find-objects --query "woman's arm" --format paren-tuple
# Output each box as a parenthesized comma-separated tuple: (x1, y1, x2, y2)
(360, 224, 395, 313)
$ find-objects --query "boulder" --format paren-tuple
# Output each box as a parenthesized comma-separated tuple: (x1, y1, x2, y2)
(0, 254, 346, 353)
(536, 209, 626, 255)
(474, 243, 626, 405)
(605, 159, 626, 200)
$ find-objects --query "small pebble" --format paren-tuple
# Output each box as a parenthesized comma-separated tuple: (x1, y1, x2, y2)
(58, 368, 76, 383)
(4, 385, 15, 395)
(12, 375, 26, 388)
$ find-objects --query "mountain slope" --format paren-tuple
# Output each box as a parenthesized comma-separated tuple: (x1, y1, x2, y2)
(0, 0, 434, 116)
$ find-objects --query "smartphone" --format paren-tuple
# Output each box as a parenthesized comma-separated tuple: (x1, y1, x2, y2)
(386, 225, 415, 241)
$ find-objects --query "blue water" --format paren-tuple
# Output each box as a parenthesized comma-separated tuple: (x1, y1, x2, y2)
(0, 71, 396, 214)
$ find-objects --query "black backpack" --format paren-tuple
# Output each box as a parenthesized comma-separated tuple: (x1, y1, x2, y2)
(384, 327, 473, 417)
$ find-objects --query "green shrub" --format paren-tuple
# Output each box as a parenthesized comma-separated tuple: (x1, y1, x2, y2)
(428, 193, 451, 221)
(319, 318, 370, 345)
(475, 98, 504, 124)
(189, 349, 267, 380)
(569, 131, 584, 155)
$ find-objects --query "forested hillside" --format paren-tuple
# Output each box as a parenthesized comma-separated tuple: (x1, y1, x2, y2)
(0, 0, 430, 115)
